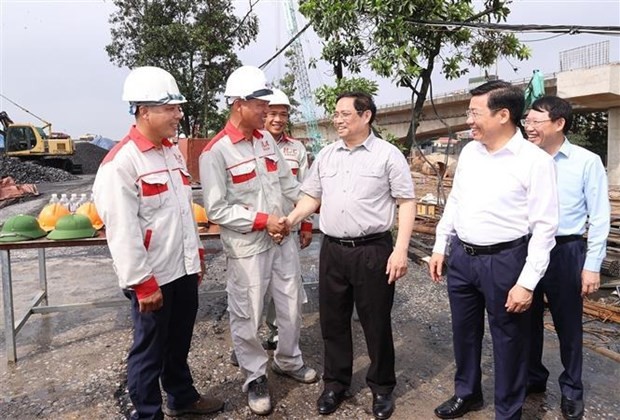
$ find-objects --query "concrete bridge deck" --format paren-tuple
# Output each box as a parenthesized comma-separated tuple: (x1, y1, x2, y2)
(293, 63, 620, 183)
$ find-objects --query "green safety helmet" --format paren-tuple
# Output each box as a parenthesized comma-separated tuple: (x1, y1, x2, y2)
(47, 214, 97, 241)
(0, 214, 47, 242)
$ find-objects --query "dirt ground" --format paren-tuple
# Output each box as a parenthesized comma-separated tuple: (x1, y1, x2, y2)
(1, 176, 619, 419)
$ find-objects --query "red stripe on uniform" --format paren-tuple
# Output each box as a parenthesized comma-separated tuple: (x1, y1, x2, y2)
(144, 229, 152, 250)
(291, 168, 298, 175)
(265, 159, 278, 172)
(141, 180, 169, 196)
(180, 170, 190, 185)
(231, 170, 257, 184)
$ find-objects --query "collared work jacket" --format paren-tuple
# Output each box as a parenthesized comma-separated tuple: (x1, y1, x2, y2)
(94, 126, 203, 298)
(199, 122, 300, 258)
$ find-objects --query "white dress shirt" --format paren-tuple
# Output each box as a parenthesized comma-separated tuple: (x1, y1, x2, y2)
(433, 130, 559, 290)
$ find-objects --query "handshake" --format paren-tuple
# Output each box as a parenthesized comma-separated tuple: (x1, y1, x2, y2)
(267, 214, 293, 244)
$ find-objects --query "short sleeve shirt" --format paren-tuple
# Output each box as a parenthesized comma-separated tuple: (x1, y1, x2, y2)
(302, 133, 414, 238)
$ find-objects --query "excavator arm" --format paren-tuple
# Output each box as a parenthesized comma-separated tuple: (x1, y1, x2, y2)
(0, 111, 14, 132)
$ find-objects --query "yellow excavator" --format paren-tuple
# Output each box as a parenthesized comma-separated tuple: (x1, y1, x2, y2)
(0, 94, 82, 174)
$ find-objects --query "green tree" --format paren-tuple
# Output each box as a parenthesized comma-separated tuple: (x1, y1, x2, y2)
(300, 0, 530, 152)
(314, 77, 378, 116)
(106, 0, 259, 137)
(571, 112, 608, 164)
(314, 77, 406, 152)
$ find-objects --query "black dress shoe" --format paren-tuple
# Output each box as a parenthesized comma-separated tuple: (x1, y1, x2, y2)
(372, 393, 395, 419)
(317, 389, 347, 415)
(434, 394, 484, 419)
(526, 382, 547, 395)
(561, 395, 584, 420)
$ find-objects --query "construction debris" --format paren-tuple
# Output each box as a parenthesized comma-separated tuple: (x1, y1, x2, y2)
(584, 299, 620, 324)
(0, 177, 38, 208)
(601, 258, 620, 277)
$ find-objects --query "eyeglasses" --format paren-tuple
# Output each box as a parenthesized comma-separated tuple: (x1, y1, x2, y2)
(465, 108, 506, 119)
(244, 88, 273, 100)
(520, 119, 551, 127)
(332, 110, 363, 121)
(465, 109, 485, 119)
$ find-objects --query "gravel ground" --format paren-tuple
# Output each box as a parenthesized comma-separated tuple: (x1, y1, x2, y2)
(1, 178, 619, 419)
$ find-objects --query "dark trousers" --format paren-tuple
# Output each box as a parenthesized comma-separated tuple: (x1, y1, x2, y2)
(447, 239, 530, 420)
(319, 233, 396, 394)
(529, 240, 586, 400)
(125, 274, 200, 420)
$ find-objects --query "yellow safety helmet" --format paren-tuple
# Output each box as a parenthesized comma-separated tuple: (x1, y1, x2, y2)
(192, 202, 208, 225)
(75, 202, 104, 230)
(37, 203, 71, 232)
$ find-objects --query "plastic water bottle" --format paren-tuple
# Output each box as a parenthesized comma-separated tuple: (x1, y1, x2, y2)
(77, 193, 88, 209)
(48, 193, 59, 204)
(69, 193, 79, 212)
(58, 193, 70, 210)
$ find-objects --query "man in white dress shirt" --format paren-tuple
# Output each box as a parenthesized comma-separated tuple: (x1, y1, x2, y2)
(428, 80, 559, 420)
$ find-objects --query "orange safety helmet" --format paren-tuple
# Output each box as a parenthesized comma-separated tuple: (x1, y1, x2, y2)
(192, 202, 208, 225)
(75, 202, 104, 230)
(37, 203, 71, 232)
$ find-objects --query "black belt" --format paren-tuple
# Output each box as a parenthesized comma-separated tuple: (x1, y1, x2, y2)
(326, 231, 390, 248)
(459, 235, 528, 256)
(555, 235, 584, 245)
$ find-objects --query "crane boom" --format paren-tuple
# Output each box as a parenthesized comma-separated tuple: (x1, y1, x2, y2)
(283, 0, 322, 155)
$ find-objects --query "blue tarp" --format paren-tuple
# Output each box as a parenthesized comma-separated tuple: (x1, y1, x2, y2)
(91, 135, 116, 150)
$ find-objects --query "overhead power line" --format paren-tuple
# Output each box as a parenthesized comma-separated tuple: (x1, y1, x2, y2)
(406, 20, 620, 36)
(259, 21, 312, 70)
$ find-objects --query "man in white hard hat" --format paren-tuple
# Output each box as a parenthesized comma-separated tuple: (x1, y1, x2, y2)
(94, 66, 224, 419)
(199, 66, 318, 416)
(262, 88, 313, 350)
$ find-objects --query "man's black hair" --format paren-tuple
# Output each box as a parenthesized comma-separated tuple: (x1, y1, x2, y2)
(336, 91, 377, 125)
(530, 96, 573, 134)
(470, 80, 525, 126)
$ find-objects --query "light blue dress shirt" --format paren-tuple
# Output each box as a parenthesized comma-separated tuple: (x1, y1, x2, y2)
(554, 139, 610, 272)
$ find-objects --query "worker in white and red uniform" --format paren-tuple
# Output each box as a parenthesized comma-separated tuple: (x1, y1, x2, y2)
(94, 66, 223, 420)
(199, 66, 318, 416)
(262, 88, 313, 349)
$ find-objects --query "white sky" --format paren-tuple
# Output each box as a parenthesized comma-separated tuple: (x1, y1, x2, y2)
(1, 0, 619, 140)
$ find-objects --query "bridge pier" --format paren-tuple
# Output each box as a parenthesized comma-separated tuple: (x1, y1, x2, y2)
(608, 107, 620, 187)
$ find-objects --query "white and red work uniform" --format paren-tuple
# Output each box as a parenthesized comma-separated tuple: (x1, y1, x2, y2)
(93, 126, 203, 299)
(199, 122, 305, 391)
(276, 134, 313, 233)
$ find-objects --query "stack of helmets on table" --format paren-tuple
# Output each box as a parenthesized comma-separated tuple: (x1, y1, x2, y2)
(37, 203, 71, 232)
(37, 201, 105, 240)
(0, 214, 47, 242)
(75, 202, 104, 230)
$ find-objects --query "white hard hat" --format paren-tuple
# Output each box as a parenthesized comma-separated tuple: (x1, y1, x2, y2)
(122, 66, 187, 105)
(224, 65, 272, 101)
(266, 88, 291, 107)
